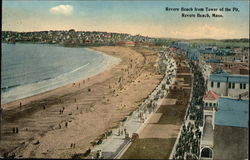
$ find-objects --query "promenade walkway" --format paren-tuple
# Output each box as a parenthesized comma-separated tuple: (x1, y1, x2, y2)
(120, 54, 192, 159)
(83, 50, 178, 159)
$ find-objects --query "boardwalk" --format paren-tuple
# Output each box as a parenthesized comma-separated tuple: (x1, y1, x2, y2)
(121, 55, 192, 159)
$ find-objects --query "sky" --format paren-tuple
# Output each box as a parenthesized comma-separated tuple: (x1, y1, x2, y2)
(2, 0, 249, 39)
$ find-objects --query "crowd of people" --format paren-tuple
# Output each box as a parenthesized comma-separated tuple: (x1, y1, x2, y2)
(173, 60, 206, 160)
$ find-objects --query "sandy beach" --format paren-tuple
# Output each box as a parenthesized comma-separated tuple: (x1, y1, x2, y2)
(0, 46, 163, 158)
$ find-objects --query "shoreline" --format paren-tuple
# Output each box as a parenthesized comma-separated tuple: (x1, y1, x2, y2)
(0, 46, 164, 158)
(1, 44, 121, 106)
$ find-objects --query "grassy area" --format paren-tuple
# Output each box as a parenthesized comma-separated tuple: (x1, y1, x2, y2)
(121, 138, 176, 159)
(121, 56, 192, 159)
(156, 104, 185, 125)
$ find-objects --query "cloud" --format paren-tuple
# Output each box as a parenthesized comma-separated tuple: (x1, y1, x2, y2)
(49, 5, 73, 16)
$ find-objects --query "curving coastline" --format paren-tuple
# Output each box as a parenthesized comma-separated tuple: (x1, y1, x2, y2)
(0, 46, 163, 158)
(1, 43, 121, 105)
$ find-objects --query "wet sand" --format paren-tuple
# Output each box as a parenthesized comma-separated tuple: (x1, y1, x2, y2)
(0, 46, 163, 158)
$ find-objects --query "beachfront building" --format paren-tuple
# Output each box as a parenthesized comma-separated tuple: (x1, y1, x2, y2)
(204, 61, 249, 75)
(213, 97, 249, 159)
(186, 49, 200, 61)
(199, 90, 219, 159)
(207, 70, 249, 98)
(203, 90, 219, 111)
(199, 50, 248, 64)
(200, 114, 214, 160)
(177, 42, 190, 50)
(199, 97, 249, 160)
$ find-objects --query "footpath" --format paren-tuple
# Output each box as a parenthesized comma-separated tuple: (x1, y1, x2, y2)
(85, 50, 177, 159)
(120, 54, 192, 159)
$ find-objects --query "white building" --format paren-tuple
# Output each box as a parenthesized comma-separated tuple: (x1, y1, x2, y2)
(207, 70, 249, 98)
(200, 90, 219, 160)
(203, 90, 219, 109)
(200, 95, 249, 160)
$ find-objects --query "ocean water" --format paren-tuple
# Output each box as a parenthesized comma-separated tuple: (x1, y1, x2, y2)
(1, 43, 121, 104)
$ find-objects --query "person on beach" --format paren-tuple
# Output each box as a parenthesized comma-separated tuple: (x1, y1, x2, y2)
(124, 127, 127, 135)
(141, 117, 144, 123)
(34, 140, 40, 145)
(117, 129, 120, 136)
(19, 102, 22, 108)
(96, 150, 100, 159)
(121, 130, 123, 135)
(99, 150, 103, 159)
(152, 102, 156, 112)
(96, 150, 102, 159)
(70, 143, 75, 148)
(13, 127, 15, 133)
(16, 127, 18, 133)
(65, 122, 68, 128)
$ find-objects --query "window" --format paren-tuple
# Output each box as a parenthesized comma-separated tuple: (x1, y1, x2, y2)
(205, 102, 208, 107)
(229, 82, 231, 89)
(209, 103, 212, 107)
(213, 103, 216, 107)
(201, 148, 213, 158)
(217, 82, 220, 88)
(211, 81, 214, 88)
(232, 83, 235, 89)
(241, 83, 247, 89)
(243, 83, 246, 89)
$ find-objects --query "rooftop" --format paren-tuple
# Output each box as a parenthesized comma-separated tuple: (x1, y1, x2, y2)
(209, 71, 249, 83)
(205, 58, 221, 63)
(209, 62, 249, 75)
(203, 90, 219, 101)
(215, 97, 249, 128)
(214, 125, 248, 160)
